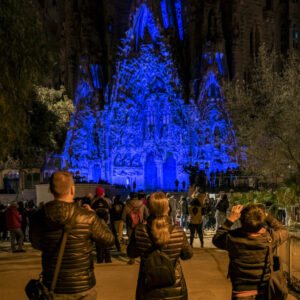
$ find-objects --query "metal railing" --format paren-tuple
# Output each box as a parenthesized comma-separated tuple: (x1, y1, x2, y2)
(277, 235, 300, 292)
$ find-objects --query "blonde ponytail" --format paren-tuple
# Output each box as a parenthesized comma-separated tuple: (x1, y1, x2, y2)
(149, 192, 171, 247)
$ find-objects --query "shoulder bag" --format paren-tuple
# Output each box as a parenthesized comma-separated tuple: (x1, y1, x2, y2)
(262, 232, 288, 300)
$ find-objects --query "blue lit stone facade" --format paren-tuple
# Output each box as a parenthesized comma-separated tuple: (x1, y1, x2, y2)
(61, 4, 238, 191)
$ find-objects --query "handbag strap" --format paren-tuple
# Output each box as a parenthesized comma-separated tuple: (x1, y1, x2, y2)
(49, 207, 79, 293)
(260, 230, 274, 285)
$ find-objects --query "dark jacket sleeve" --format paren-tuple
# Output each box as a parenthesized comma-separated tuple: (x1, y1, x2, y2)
(212, 219, 233, 250)
(91, 213, 115, 248)
(30, 209, 44, 251)
(266, 215, 289, 247)
(180, 231, 193, 260)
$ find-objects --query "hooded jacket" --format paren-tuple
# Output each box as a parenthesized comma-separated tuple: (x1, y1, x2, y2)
(122, 199, 149, 225)
(30, 200, 114, 294)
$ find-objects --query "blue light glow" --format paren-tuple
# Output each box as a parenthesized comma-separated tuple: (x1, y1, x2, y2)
(60, 3, 239, 190)
(175, 0, 184, 40)
(167, 0, 174, 28)
(131, 4, 159, 51)
(160, 0, 169, 28)
(90, 64, 101, 89)
(215, 52, 224, 75)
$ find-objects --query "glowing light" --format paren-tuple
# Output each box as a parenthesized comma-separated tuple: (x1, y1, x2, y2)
(160, 0, 169, 28)
(167, 0, 174, 28)
(215, 53, 224, 75)
(131, 4, 159, 50)
(60, 4, 240, 189)
(91, 64, 101, 89)
(175, 0, 184, 40)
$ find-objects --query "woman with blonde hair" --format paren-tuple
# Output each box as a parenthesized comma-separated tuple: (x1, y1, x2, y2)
(127, 192, 193, 300)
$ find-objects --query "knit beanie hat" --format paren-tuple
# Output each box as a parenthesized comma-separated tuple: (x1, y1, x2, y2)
(96, 187, 104, 197)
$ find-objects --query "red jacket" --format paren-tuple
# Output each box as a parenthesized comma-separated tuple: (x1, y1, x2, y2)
(5, 207, 22, 229)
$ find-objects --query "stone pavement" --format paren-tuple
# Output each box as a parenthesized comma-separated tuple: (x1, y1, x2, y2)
(0, 231, 298, 300)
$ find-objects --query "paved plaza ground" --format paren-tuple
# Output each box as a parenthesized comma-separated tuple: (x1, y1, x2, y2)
(0, 231, 299, 300)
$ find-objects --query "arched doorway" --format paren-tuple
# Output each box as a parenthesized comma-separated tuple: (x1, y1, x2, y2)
(144, 152, 158, 191)
(163, 152, 176, 191)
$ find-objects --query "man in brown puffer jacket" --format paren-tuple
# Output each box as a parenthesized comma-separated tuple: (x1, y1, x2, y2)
(213, 204, 289, 300)
(30, 171, 114, 299)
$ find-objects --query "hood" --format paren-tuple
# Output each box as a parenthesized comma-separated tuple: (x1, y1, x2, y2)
(128, 199, 143, 208)
(43, 200, 76, 229)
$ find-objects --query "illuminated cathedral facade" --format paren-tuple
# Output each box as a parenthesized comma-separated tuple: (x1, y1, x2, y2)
(59, 3, 239, 191)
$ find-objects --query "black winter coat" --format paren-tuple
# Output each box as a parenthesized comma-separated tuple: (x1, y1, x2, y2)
(30, 200, 114, 294)
(127, 218, 193, 300)
(213, 216, 289, 292)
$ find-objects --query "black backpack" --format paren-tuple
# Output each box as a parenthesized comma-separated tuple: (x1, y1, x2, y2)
(95, 199, 110, 223)
(143, 227, 176, 289)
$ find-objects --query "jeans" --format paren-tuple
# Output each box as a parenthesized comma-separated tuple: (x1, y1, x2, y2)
(215, 212, 226, 231)
(180, 214, 188, 229)
(202, 215, 208, 229)
(112, 220, 123, 251)
(9, 228, 23, 251)
(53, 287, 97, 300)
(170, 212, 177, 225)
(189, 223, 203, 247)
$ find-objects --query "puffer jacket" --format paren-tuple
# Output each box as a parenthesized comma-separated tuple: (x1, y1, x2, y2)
(213, 216, 289, 292)
(127, 217, 193, 300)
(30, 200, 114, 294)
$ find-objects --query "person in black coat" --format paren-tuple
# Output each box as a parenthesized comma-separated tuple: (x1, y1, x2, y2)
(30, 171, 114, 299)
(213, 204, 289, 299)
(127, 192, 193, 300)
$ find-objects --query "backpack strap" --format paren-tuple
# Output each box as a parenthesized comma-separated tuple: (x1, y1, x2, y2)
(258, 229, 273, 289)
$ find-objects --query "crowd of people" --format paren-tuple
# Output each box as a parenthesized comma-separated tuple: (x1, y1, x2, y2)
(183, 163, 244, 191)
(0, 199, 37, 250)
(0, 171, 290, 300)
